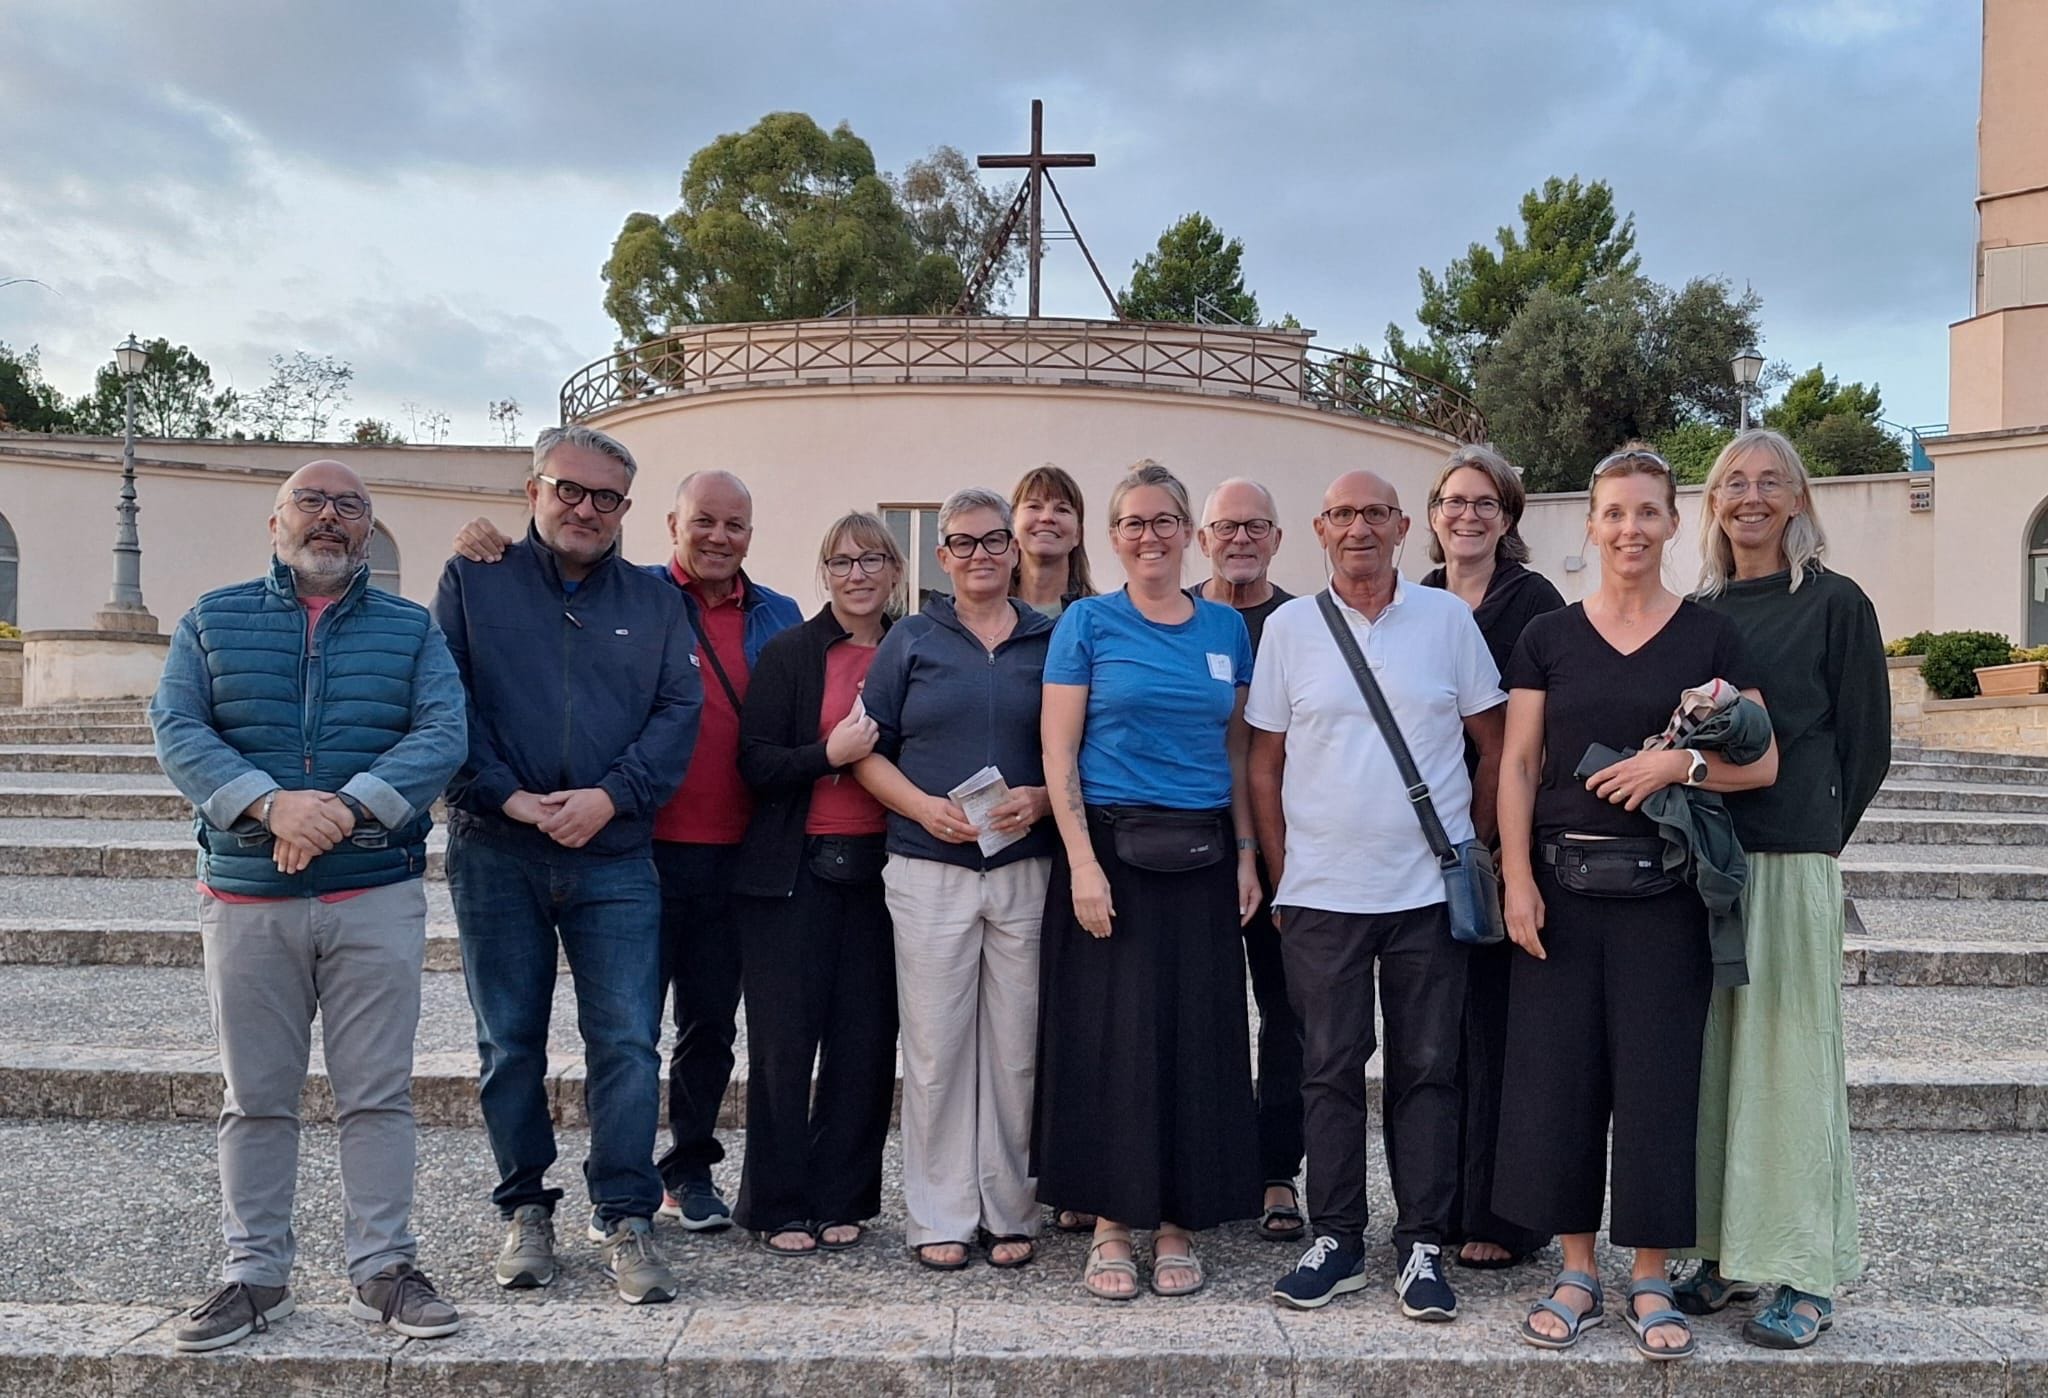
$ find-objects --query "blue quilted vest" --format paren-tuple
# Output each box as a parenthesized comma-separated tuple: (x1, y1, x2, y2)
(188, 558, 433, 895)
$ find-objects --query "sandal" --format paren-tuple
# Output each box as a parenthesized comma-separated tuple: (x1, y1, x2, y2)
(1455, 1240, 1537, 1271)
(1516, 1269, 1604, 1350)
(815, 1222, 864, 1252)
(1743, 1286, 1834, 1350)
(1671, 1259, 1761, 1315)
(1054, 1209, 1097, 1234)
(1149, 1230, 1205, 1298)
(913, 1241, 973, 1272)
(1081, 1229, 1138, 1301)
(1625, 1277, 1697, 1361)
(1259, 1186, 1306, 1243)
(979, 1230, 1036, 1269)
(756, 1224, 817, 1257)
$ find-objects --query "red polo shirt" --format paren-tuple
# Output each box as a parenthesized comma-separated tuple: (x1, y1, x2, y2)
(654, 560, 753, 845)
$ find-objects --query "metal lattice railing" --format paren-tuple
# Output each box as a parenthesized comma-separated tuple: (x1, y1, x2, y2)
(559, 317, 1485, 443)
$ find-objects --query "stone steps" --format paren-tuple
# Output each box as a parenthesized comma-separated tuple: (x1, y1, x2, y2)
(1892, 757, 2048, 788)
(1870, 781, 2048, 814)
(0, 788, 188, 819)
(1854, 811, 2048, 845)
(0, 723, 153, 745)
(0, 1118, 2042, 1390)
(0, 745, 161, 774)
(1899, 745, 2048, 771)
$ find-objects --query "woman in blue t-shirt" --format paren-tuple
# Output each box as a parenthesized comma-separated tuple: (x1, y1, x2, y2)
(1035, 461, 1262, 1301)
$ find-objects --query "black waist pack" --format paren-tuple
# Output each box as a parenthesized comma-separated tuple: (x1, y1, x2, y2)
(807, 834, 888, 886)
(1093, 806, 1226, 874)
(1543, 836, 1678, 899)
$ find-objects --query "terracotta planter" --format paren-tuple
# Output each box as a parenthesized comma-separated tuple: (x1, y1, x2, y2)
(1973, 661, 2048, 697)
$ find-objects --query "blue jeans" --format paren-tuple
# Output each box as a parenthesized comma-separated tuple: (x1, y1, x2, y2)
(447, 827, 664, 1224)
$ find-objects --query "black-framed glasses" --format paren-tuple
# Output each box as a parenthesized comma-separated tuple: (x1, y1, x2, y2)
(1113, 513, 1185, 541)
(1319, 503, 1400, 529)
(536, 473, 625, 514)
(1592, 449, 1672, 478)
(1430, 495, 1503, 520)
(1205, 518, 1275, 541)
(287, 488, 369, 521)
(942, 528, 1015, 559)
(824, 551, 893, 578)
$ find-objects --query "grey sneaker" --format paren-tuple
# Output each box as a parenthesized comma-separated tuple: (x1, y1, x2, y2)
(349, 1262, 460, 1339)
(600, 1216, 678, 1304)
(174, 1280, 294, 1353)
(495, 1204, 557, 1289)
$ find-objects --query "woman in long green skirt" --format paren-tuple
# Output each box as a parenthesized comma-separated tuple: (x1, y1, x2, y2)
(1681, 428, 1891, 1348)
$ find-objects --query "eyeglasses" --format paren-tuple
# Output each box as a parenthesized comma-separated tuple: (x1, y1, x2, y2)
(1318, 503, 1400, 529)
(824, 551, 893, 578)
(1713, 475, 1789, 499)
(1204, 518, 1275, 541)
(536, 473, 625, 514)
(287, 488, 369, 521)
(1592, 449, 1673, 478)
(942, 528, 1015, 558)
(1113, 513, 1186, 541)
(1430, 496, 1502, 520)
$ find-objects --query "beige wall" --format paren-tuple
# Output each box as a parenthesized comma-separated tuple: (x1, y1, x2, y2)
(1979, 0, 2048, 251)
(1949, 306, 2048, 434)
(1924, 427, 2048, 642)
(0, 440, 527, 631)
(590, 380, 1459, 610)
(1517, 472, 1936, 640)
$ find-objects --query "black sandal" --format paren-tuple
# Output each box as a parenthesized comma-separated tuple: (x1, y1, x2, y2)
(815, 1222, 864, 1252)
(980, 1230, 1037, 1269)
(914, 1241, 973, 1271)
(756, 1224, 817, 1257)
(1052, 1209, 1097, 1234)
(1455, 1240, 1537, 1271)
(1259, 1186, 1306, 1243)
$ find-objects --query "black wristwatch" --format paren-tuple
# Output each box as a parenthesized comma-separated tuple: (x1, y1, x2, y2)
(336, 792, 374, 825)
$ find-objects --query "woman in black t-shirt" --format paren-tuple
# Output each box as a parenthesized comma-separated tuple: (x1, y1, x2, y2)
(1493, 448, 1777, 1362)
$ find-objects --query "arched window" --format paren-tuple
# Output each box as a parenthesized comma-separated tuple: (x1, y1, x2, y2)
(368, 522, 400, 595)
(0, 512, 18, 626)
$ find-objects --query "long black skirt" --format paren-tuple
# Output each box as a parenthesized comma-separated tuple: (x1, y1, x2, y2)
(1031, 809, 1260, 1231)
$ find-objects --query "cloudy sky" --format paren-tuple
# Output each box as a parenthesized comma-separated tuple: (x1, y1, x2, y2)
(0, 0, 1978, 443)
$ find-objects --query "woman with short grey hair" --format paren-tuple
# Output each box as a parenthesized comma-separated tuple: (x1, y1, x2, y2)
(855, 486, 1060, 1270)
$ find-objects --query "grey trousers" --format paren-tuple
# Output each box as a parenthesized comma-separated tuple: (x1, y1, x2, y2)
(199, 879, 427, 1287)
(883, 855, 1047, 1247)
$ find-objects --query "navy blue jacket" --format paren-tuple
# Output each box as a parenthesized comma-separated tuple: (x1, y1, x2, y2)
(433, 527, 703, 860)
(655, 563, 803, 672)
(860, 595, 1057, 869)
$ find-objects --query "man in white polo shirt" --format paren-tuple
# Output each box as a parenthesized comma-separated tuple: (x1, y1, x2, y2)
(1247, 468, 1505, 1320)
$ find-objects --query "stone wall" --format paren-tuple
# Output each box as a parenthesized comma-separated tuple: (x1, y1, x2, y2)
(1890, 656, 1929, 744)
(0, 640, 20, 706)
(1919, 692, 2048, 755)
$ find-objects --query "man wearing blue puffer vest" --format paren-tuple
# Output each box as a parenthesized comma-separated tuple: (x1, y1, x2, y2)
(152, 460, 468, 1353)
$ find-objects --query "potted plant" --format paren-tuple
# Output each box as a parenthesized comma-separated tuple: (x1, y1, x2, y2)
(1920, 631, 2016, 699)
(1974, 644, 2048, 698)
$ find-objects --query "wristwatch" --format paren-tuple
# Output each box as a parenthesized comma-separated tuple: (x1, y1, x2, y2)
(1236, 837, 1259, 852)
(1683, 751, 1709, 787)
(257, 791, 279, 830)
(336, 792, 374, 825)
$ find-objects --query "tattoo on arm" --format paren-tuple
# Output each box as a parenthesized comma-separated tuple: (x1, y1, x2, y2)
(1062, 765, 1086, 821)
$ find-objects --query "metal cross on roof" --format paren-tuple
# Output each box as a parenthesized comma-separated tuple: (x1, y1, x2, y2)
(959, 99, 1121, 318)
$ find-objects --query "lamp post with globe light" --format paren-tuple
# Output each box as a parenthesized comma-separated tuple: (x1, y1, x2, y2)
(1732, 347, 1765, 432)
(97, 333, 157, 633)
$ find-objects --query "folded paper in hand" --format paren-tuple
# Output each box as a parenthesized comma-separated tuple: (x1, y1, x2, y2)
(947, 765, 1026, 858)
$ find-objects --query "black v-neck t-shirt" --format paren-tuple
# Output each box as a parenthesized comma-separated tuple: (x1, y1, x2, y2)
(1503, 599, 1756, 841)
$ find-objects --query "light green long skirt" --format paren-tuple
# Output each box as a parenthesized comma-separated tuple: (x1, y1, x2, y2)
(1679, 851, 1862, 1294)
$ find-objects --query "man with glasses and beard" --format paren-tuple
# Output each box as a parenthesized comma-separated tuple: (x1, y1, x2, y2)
(152, 461, 468, 1351)
(434, 426, 702, 1305)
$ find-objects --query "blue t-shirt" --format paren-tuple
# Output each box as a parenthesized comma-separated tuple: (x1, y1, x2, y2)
(1043, 589, 1253, 810)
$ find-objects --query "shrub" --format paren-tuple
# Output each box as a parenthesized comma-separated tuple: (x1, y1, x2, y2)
(1886, 630, 1937, 658)
(0, 621, 20, 640)
(2014, 645, 2048, 664)
(1919, 630, 2016, 699)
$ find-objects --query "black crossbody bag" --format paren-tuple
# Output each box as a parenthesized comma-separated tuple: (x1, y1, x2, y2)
(1315, 591, 1505, 947)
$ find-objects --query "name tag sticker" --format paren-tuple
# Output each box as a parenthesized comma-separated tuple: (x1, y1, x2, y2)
(1206, 652, 1233, 682)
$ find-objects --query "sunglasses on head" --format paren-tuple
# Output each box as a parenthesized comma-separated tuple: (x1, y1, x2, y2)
(1591, 449, 1673, 478)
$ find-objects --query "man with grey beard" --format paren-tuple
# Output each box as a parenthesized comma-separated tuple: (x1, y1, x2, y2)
(151, 460, 468, 1351)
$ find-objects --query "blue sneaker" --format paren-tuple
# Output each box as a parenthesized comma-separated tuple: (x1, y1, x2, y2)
(658, 1177, 733, 1232)
(1395, 1242, 1458, 1321)
(1743, 1286, 1834, 1349)
(1272, 1235, 1368, 1310)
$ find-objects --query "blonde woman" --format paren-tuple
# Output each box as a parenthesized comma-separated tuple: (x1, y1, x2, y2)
(1674, 429, 1889, 1347)
(1036, 462, 1262, 1300)
(1494, 447, 1777, 1360)
(730, 514, 904, 1255)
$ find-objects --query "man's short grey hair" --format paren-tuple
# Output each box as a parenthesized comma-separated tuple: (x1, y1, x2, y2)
(1201, 476, 1278, 525)
(533, 425, 637, 481)
(938, 487, 1013, 534)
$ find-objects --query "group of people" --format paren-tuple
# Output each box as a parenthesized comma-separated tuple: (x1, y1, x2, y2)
(150, 420, 1888, 1363)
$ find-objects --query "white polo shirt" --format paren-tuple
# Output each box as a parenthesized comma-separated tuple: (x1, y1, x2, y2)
(1245, 579, 1505, 915)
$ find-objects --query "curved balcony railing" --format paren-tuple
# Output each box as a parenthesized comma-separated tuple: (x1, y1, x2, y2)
(560, 316, 1485, 443)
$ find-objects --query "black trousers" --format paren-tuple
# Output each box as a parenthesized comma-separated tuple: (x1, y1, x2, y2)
(653, 840, 744, 1189)
(1492, 865, 1711, 1249)
(1449, 938, 1550, 1256)
(1242, 864, 1305, 1187)
(733, 853, 898, 1231)
(1280, 902, 1466, 1257)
